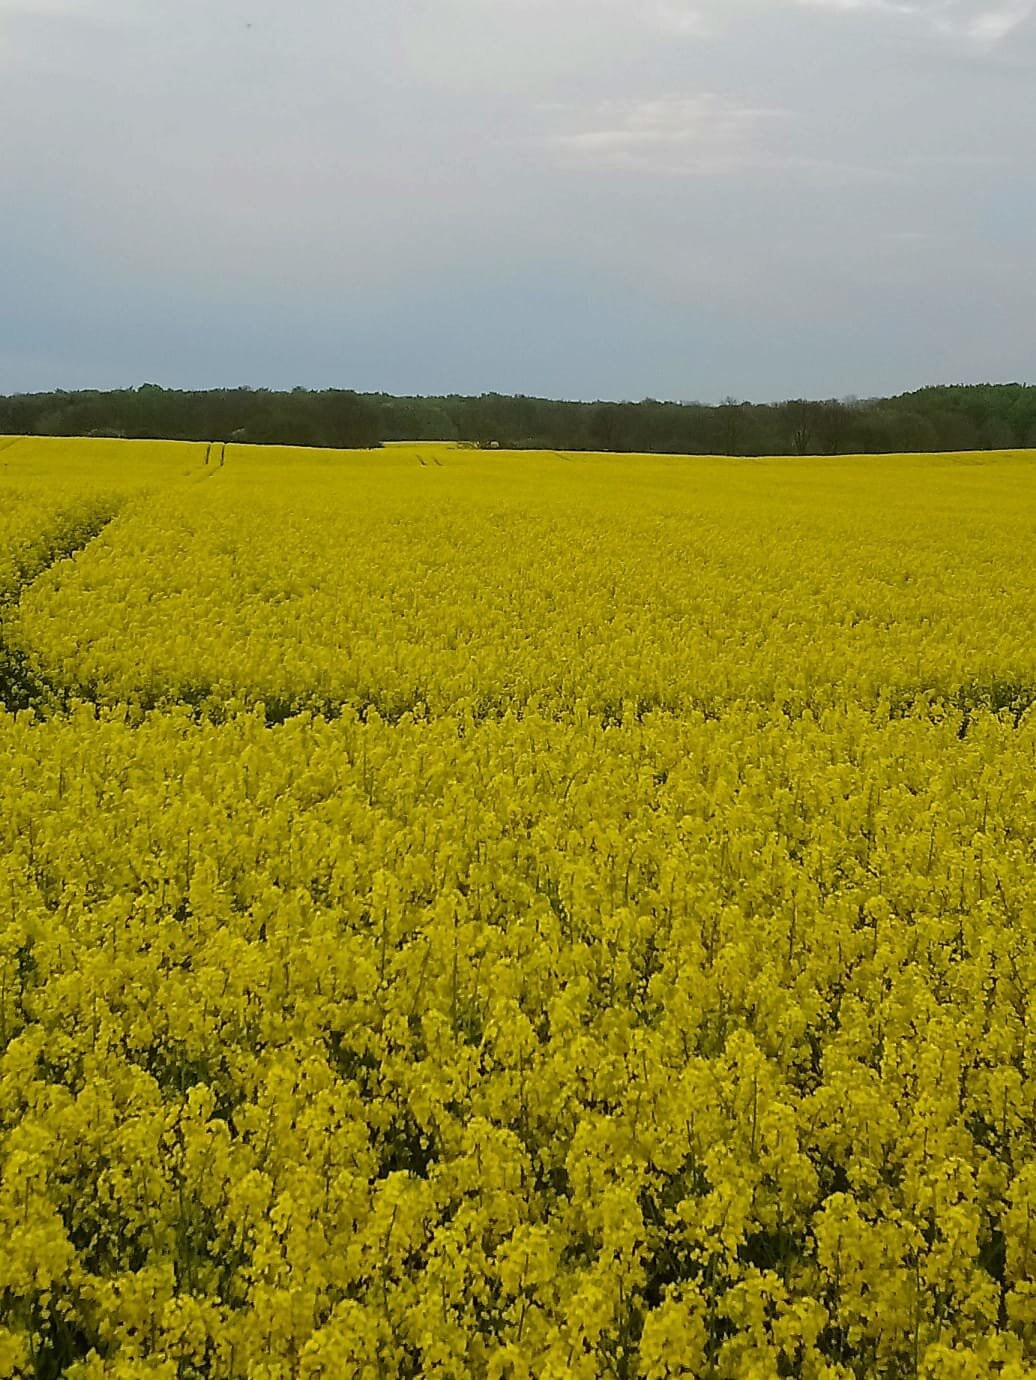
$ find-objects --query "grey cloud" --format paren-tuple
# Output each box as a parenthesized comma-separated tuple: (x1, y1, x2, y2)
(1, 0, 1034, 401)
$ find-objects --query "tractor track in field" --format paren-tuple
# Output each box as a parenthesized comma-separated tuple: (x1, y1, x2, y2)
(0, 511, 119, 713)
(0, 441, 225, 715)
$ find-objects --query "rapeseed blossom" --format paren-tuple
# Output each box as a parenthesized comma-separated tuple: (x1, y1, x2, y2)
(0, 438, 1033, 1375)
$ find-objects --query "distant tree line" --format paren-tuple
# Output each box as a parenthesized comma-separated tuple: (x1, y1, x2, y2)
(0, 386, 383, 451)
(2, 382, 1035, 455)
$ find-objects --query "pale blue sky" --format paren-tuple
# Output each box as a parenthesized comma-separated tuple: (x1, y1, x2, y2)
(1, 0, 1034, 401)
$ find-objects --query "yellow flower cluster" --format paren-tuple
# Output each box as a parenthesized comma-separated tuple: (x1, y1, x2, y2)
(0, 439, 1034, 1376)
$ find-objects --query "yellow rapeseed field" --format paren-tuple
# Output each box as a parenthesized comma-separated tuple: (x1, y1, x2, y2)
(0, 437, 191, 602)
(0, 438, 1034, 1377)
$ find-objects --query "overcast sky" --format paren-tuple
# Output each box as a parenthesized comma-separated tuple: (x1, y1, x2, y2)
(1, 0, 1034, 401)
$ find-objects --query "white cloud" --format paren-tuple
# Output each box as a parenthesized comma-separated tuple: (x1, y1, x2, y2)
(544, 94, 791, 175)
(0, 0, 123, 13)
(958, 2, 1035, 39)
(791, 0, 1035, 41)
(649, 2, 713, 32)
(793, 0, 917, 10)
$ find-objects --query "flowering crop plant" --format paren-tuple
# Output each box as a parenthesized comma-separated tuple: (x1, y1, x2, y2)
(0, 437, 1034, 1378)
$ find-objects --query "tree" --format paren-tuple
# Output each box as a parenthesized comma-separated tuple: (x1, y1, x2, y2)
(718, 397, 744, 456)
(778, 400, 817, 455)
